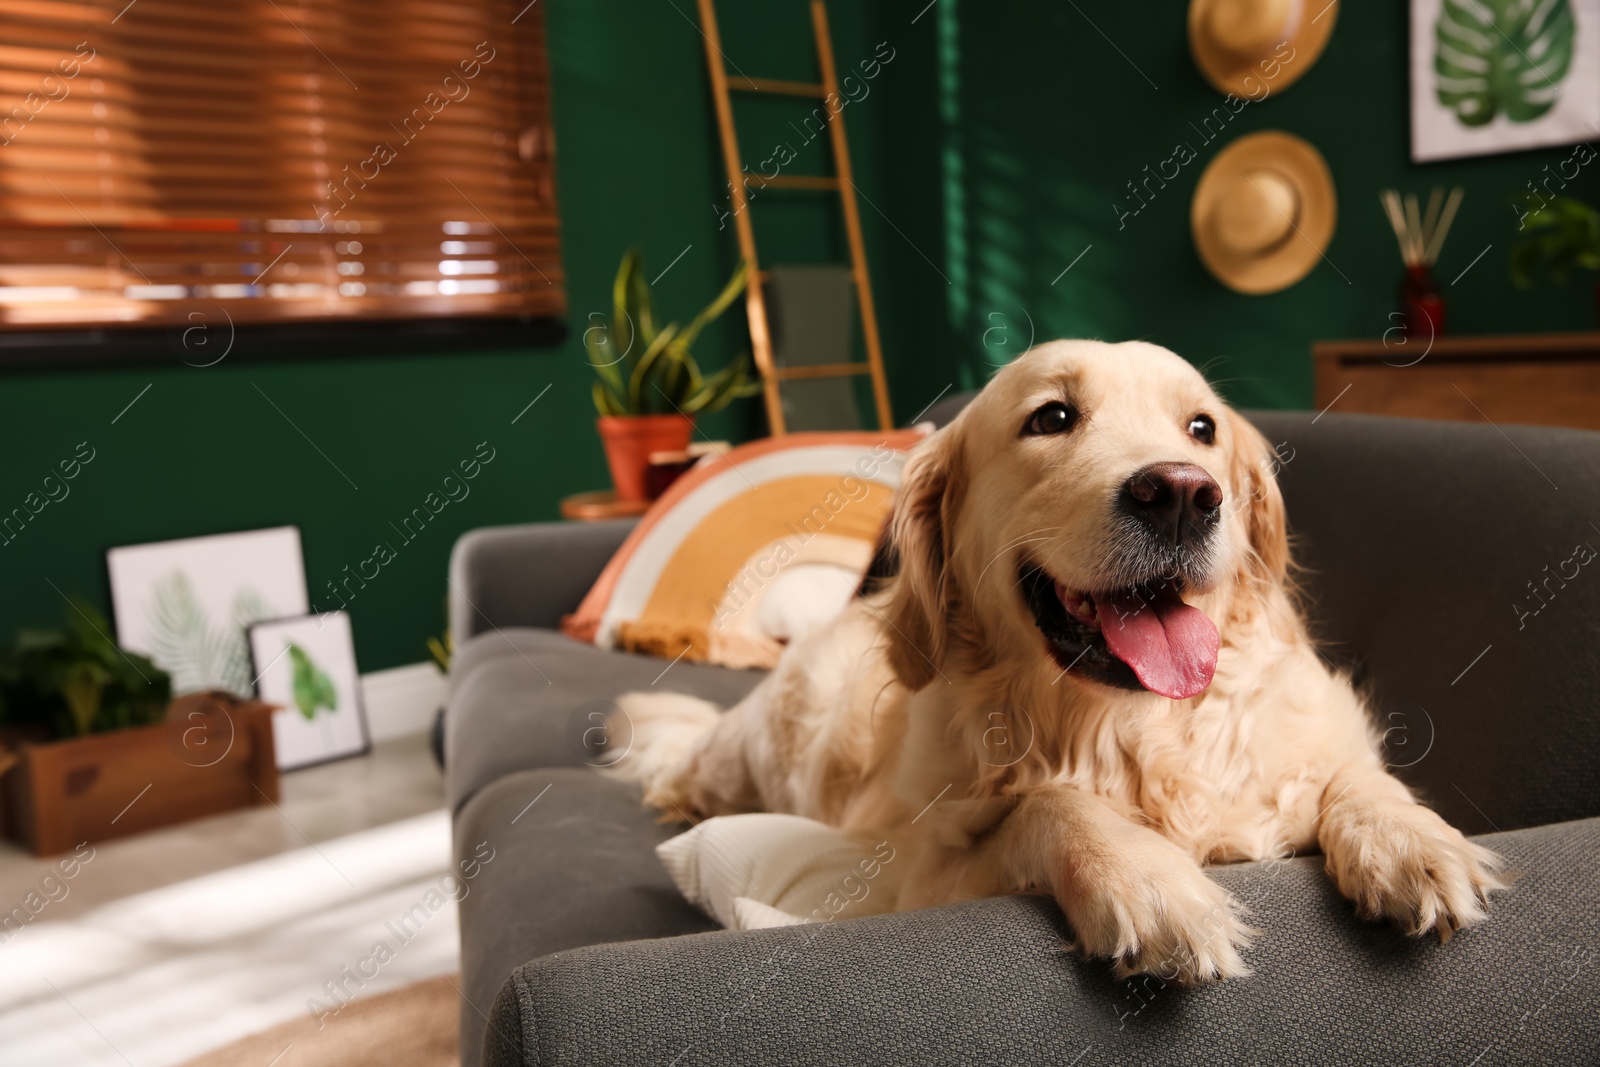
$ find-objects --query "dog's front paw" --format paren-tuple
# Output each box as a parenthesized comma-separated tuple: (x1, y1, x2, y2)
(1322, 801, 1507, 941)
(1058, 842, 1254, 983)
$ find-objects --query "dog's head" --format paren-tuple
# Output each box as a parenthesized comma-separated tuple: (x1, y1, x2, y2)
(884, 340, 1287, 701)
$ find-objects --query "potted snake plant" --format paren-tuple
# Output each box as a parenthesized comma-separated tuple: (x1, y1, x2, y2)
(586, 249, 760, 501)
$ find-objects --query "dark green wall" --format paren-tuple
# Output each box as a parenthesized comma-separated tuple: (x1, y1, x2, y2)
(2, 0, 1596, 673)
(869, 0, 1599, 409)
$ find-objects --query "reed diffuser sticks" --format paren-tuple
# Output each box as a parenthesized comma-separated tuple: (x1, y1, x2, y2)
(1380, 186, 1463, 267)
(1381, 186, 1462, 339)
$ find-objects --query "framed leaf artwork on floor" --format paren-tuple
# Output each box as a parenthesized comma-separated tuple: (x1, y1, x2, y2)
(1411, 0, 1600, 161)
(107, 526, 309, 697)
(248, 611, 370, 771)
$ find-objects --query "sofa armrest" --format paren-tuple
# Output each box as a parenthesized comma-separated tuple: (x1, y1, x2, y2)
(448, 519, 636, 643)
(485, 816, 1600, 1067)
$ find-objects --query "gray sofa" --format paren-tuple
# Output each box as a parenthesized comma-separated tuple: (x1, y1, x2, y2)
(445, 405, 1600, 1066)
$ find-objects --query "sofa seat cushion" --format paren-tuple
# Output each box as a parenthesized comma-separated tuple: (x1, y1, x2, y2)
(446, 628, 765, 813)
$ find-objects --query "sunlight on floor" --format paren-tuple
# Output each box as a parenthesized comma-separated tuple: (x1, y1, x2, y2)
(0, 810, 458, 1067)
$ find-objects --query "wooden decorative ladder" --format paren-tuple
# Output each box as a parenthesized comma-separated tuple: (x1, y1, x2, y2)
(695, 0, 894, 435)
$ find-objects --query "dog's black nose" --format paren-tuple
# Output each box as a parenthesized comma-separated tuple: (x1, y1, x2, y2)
(1120, 462, 1223, 545)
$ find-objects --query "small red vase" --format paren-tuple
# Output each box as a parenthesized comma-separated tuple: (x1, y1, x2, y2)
(1398, 265, 1445, 340)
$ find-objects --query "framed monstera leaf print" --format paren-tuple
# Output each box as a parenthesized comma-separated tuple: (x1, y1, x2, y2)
(1412, 0, 1600, 161)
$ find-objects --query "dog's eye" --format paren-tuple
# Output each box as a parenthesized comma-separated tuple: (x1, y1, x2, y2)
(1188, 414, 1216, 445)
(1025, 401, 1079, 436)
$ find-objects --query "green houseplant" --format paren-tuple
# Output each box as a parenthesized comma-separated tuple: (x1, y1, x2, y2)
(0, 599, 171, 741)
(1511, 194, 1600, 324)
(586, 248, 760, 501)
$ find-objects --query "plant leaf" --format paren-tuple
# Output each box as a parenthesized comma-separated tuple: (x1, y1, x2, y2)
(626, 322, 681, 414)
(226, 588, 273, 697)
(675, 259, 749, 352)
(146, 572, 220, 694)
(592, 380, 626, 417)
(629, 251, 656, 341)
(1509, 194, 1600, 287)
(683, 351, 762, 414)
(1434, 0, 1573, 127)
(592, 365, 628, 416)
(584, 314, 626, 395)
(288, 642, 338, 720)
(60, 661, 109, 736)
(611, 249, 640, 363)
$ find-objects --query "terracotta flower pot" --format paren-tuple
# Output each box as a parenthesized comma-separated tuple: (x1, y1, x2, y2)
(597, 414, 694, 502)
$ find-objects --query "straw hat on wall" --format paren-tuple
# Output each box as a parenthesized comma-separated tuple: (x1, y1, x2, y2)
(1191, 130, 1336, 294)
(1189, 0, 1337, 97)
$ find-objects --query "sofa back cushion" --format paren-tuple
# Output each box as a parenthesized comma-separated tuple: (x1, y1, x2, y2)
(1248, 410, 1600, 833)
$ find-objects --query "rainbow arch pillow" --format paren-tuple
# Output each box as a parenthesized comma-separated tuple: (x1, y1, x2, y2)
(563, 430, 926, 670)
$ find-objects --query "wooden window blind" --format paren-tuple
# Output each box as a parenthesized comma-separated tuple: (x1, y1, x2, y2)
(0, 0, 564, 334)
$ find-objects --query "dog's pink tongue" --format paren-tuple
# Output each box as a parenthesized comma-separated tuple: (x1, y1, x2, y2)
(1098, 585, 1218, 700)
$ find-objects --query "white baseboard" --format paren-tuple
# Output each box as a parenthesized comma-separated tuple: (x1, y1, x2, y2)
(359, 661, 448, 742)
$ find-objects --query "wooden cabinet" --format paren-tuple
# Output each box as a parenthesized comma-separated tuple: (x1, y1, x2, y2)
(1312, 332, 1600, 432)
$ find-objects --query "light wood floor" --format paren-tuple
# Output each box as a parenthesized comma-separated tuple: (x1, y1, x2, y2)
(0, 732, 456, 1067)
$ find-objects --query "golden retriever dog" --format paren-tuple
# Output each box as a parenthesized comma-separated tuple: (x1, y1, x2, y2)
(611, 339, 1504, 982)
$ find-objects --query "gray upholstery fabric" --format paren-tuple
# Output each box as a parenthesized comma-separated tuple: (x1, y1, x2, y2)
(446, 629, 764, 814)
(487, 815, 1600, 1067)
(448, 519, 636, 646)
(455, 768, 717, 1065)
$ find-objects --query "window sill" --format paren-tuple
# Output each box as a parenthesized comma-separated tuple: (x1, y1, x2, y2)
(0, 315, 568, 371)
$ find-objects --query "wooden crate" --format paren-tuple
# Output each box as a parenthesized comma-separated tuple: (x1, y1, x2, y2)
(0, 693, 279, 856)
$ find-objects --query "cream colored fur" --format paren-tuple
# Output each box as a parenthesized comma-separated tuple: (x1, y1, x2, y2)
(609, 340, 1505, 982)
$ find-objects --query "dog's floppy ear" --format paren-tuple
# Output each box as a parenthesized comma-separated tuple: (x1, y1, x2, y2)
(1227, 410, 1289, 585)
(883, 427, 962, 690)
